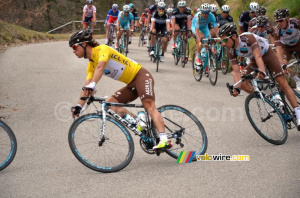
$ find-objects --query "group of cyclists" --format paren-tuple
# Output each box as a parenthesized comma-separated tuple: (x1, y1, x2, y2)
(72, 0, 300, 152)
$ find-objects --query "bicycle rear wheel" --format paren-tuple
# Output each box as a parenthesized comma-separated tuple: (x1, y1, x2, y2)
(68, 113, 134, 173)
(157, 105, 207, 161)
(0, 120, 17, 171)
(209, 52, 218, 86)
(192, 50, 203, 81)
(245, 93, 287, 145)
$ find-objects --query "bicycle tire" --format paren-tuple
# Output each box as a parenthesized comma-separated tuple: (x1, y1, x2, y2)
(68, 113, 134, 173)
(0, 120, 17, 171)
(209, 52, 218, 86)
(156, 40, 161, 72)
(245, 93, 288, 145)
(138, 31, 143, 47)
(157, 105, 208, 161)
(192, 50, 203, 81)
(221, 47, 229, 75)
(181, 39, 189, 68)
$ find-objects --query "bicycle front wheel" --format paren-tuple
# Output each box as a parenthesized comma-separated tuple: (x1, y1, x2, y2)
(192, 50, 203, 81)
(221, 47, 229, 75)
(181, 40, 189, 68)
(157, 105, 208, 161)
(68, 113, 134, 173)
(0, 120, 17, 171)
(156, 41, 161, 72)
(245, 93, 288, 145)
(209, 52, 218, 86)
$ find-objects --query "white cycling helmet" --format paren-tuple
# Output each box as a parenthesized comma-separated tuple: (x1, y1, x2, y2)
(123, 5, 130, 12)
(157, 2, 166, 9)
(249, 2, 259, 12)
(221, 5, 230, 12)
(200, 3, 210, 12)
(112, 4, 118, 10)
(209, 4, 218, 12)
(177, 0, 187, 8)
(155, 0, 164, 3)
(86, 0, 93, 5)
(167, 8, 173, 14)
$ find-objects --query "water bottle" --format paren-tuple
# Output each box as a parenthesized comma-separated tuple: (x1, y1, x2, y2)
(137, 111, 147, 131)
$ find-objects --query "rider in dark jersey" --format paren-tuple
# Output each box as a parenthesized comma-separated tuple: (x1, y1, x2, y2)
(216, 5, 233, 28)
(149, 2, 171, 62)
(171, 0, 192, 62)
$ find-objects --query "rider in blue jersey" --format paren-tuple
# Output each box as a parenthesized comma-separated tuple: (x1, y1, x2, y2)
(192, 3, 218, 66)
(116, 5, 134, 50)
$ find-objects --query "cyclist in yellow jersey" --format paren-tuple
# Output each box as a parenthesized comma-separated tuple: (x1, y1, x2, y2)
(69, 30, 171, 150)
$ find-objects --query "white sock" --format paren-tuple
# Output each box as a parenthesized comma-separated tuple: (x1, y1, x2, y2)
(159, 133, 168, 141)
(105, 38, 108, 42)
(294, 107, 300, 120)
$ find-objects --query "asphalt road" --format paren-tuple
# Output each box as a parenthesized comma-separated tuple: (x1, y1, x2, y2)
(0, 38, 299, 197)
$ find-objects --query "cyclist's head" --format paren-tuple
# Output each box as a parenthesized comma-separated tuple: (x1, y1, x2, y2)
(145, 8, 150, 13)
(256, 15, 269, 27)
(274, 8, 289, 20)
(157, 2, 166, 12)
(167, 8, 173, 14)
(177, 1, 186, 8)
(218, 22, 237, 37)
(129, 3, 134, 9)
(123, 5, 130, 13)
(209, 4, 218, 13)
(249, 2, 259, 13)
(255, 6, 266, 16)
(69, 30, 98, 58)
(200, 3, 210, 14)
(221, 5, 230, 13)
(112, 4, 118, 10)
(155, 0, 164, 5)
(86, 0, 93, 5)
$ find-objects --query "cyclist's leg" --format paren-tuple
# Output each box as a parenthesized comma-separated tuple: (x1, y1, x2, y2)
(133, 68, 168, 148)
(82, 16, 91, 30)
(265, 48, 298, 108)
(107, 85, 139, 118)
(106, 23, 111, 44)
(150, 28, 157, 54)
(172, 24, 180, 48)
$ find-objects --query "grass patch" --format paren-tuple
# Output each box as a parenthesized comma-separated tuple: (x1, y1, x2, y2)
(0, 20, 105, 52)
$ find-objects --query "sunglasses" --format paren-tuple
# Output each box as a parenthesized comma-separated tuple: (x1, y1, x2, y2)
(250, 11, 255, 14)
(257, 25, 265, 28)
(223, 12, 229, 14)
(72, 43, 83, 50)
(221, 35, 233, 43)
(202, 11, 210, 14)
(276, 19, 285, 23)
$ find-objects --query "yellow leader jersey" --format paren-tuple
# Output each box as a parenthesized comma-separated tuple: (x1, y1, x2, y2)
(86, 45, 142, 84)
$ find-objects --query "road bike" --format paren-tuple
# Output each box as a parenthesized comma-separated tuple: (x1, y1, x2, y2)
(216, 42, 229, 75)
(138, 26, 147, 47)
(0, 119, 17, 171)
(192, 38, 219, 86)
(149, 32, 163, 72)
(227, 58, 300, 145)
(117, 30, 129, 56)
(69, 95, 208, 173)
(173, 30, 190, 68)
(107, 24, 116, 47)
